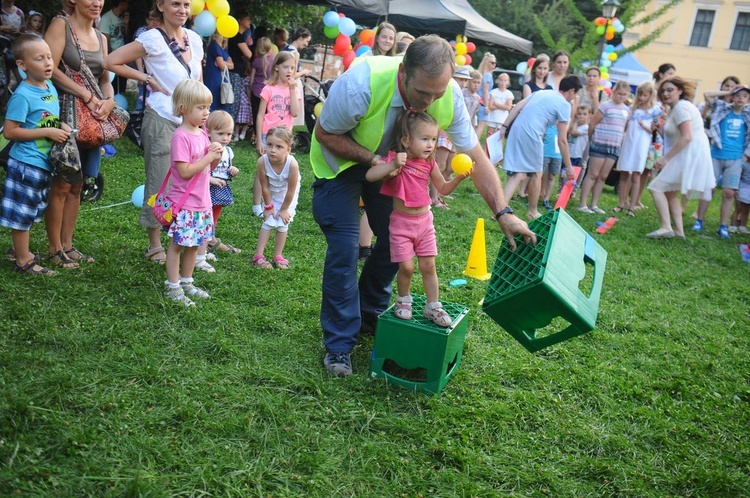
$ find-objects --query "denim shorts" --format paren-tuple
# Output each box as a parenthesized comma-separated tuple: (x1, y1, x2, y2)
(589, 141, 620, 161)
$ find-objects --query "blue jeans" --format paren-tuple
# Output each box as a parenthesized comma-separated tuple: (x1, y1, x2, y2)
(312, 164, 398, 353)
(80, 146, 102, 178)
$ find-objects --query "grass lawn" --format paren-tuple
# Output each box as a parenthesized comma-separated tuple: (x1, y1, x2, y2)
(1, 136, 749, 496)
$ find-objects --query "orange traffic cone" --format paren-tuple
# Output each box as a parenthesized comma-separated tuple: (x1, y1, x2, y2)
(464, 218, 491, 280)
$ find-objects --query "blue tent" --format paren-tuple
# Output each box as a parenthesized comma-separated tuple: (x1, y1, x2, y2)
(609, 44, 652, 88)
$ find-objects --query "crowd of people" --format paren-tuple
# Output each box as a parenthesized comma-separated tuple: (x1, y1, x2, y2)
(2, 2, 749, 377)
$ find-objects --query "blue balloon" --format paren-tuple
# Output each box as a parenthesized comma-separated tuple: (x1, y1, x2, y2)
(605, 44, 615, 53)
(355, 45, 370, 57)
(194, 10, 217, 37)
(131, 185, 145, 208)
(114, 93, 128, 109)
(323, 11, 340, 28)
(338, 17, 356, 37)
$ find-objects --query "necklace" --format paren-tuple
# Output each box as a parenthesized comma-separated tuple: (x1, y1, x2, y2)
(168, 31, 189, 53)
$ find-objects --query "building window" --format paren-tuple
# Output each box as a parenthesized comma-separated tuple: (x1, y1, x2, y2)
(730, 12, 750, 51)
(689, 9, 715, 47)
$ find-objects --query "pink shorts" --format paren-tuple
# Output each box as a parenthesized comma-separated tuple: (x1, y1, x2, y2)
(389, 210, 437, 263)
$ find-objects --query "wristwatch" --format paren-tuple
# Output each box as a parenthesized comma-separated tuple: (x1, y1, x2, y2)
(495, 206, 514, 221)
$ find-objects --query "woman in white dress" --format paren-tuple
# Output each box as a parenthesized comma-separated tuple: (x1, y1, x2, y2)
(646, 76, 715, 239)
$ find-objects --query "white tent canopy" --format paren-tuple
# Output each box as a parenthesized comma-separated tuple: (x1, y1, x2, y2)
(329, 0, 533, 54)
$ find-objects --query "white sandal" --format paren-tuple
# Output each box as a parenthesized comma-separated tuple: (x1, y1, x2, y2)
(423, 301, 452, 327)
(394, 295, 413, 320)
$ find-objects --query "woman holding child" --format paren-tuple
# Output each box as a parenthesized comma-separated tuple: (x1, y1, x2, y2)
(105, 0, 204, 264)
(44, 0, 115, 268)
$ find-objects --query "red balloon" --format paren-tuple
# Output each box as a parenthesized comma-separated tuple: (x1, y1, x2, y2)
(466, 41, 476, 53)
(338, 12, 345, 17)
(464, 54, 472, 65)
(527, 57, 536, 67)
(343, 50, 356, 70)
(333, 33, 351, 56)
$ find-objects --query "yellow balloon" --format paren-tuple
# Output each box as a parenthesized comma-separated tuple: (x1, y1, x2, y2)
(190, 0, 205, 16)
(455, 34, 463, 43)
(455, 42, 467, 55)
(608, 52, 618, 62)
(270, 44, 279, 56)
(314, 102, 324, 118)
(455, 55, 466, 66)
(207, 0, 229, 18)
(216, 15, 239, 38)
(451, 153, 473, 175)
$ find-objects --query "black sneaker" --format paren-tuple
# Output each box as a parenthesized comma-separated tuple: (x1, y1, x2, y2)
(358, 245, 372, 260)
(324, 352, 352, 377)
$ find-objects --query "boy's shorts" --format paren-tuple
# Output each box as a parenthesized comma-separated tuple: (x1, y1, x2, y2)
(0, 157, 51, 231)
(543, 157, 562, 175)
(738, 162, 750, 204)
(571, 157, 583, 166)
(389, 209, 436, 263)
(712, 158, 742, 190)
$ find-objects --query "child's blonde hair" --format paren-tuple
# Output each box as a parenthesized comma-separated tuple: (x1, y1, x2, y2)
(394, 110, 439, 161)
(211, 32, 227, 49)
(634, 81, 656, 109)
(576, 102, 592, 114)
(206, 110, 234, 132)
(254, 37, 273, 77)
(612, 80, 630, 94)
(172, 79, 212, 117)
(469, 70, 481, 80)
(266, 51, 295, 86)
(266, 126, 294, 147)
(11, 34, 48, 62)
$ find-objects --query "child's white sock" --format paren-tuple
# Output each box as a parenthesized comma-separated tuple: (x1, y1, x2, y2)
(252, 204, 263, 217)
(165, 280, 180, 289)
(179, 276, 194, 285)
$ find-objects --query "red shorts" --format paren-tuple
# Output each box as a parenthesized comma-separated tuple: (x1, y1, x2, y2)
(389, 210, 437, 263)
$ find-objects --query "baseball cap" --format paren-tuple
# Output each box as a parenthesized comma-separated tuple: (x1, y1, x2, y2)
(731, 85, 749, 95)
(453, 67, 472, 80)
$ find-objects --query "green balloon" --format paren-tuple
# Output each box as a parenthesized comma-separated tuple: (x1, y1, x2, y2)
(595, 25, 605, 36)
(324, 25, 340, 39)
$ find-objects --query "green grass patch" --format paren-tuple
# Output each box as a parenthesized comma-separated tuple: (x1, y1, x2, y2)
(1, 137, 749, 496)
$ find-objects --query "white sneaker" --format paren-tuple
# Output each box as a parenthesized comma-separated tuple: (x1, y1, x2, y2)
(728, 225, 738, 233)
(577, 206, 594, 214)
(590, 206, 606, 214)
(739, 226, 749, 234)
(195, 259, 216, 273)
(205, 252, 218, 261)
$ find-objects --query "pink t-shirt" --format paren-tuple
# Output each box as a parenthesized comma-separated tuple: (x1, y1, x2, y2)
(379, 151, 434, 208)
(259, 83, 303, 135)
(168, 127, 212, 211)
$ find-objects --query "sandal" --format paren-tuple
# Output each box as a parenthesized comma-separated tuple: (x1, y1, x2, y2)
(6, 247, 16, 261)
(612, 206, 625, 213)
(144, 246, 167, 264)
(65, 246, 94, 264)
(423, 301, 453, 328)
(14, 259, 55, 275)
(627, 209, 636, 217)
(394, 295, 413, 320)
(208, 238, 242, 254)
(49, 250, 79, 269)
(252, 255, 273, 268)
(273, 255, 290, 269)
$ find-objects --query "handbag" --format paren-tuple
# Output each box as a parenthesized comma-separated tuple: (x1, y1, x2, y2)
(148, 170, 202, 227)
(49, 130, 83, 185)
(220, 67, 234, 105)
(57, 16, 129, 149)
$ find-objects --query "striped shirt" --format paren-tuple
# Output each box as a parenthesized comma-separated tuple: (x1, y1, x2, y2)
(592, 100, 629, 149)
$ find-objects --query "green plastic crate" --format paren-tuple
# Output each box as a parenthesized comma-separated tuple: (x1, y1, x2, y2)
(370, 295, 469, 395)
(483, 208, 607, 352)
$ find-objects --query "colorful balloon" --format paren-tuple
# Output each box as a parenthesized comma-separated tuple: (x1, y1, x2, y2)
(466, 42, 476, 53)
(206, 0, 229, 18)
(193, 10, 216, 37)
(323, 11, 340, 27)
(333, 34, 350, 56)
(343, 49, 356, 70)
(451, 154, 473, 175)
(605, 44, 615, 53)
(527, 57, 535, 68)
(608, 52, 618, 62)
(338, 17, 356, 37)
(324, 25, 339, 39)
(131, 185, 145, 208)
(313, 102, 323, 118)
(355, 44, 370, 57)
(516, 61, 528, 73)
(359, 29, 374, 45)
(594, 17, 606, 26)
(464, 54, 472, 65)
(455, 42, 467, 55)
(595, 26, 605, 36)
(455, 55, 466, 66)
(190, 0, 205, 16)
(216, 15, 239, 38)
(114, 93, 128, 109)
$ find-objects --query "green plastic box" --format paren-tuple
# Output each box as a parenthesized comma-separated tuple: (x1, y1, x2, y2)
(483, 209, 607, 352)
(370, 295, 469, 395)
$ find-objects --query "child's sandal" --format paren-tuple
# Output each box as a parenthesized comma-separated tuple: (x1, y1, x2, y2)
(273, 255, 290, 269)
(252, 255, 273, 268)
(612, 206, 624, 213)
(627, 209, 636, 217)
(394, 295, 413, 320)
(423, 301, 453, 328)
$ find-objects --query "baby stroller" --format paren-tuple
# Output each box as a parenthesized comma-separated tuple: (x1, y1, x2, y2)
(293, 75, 333, 154)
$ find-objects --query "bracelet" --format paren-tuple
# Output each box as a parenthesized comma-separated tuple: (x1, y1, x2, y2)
(264, 204, 274, 210)
(84, 92, 94, 105)
(144, 75, 150, 86)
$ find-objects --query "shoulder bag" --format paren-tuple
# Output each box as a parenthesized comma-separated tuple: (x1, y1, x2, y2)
(148, 170, 202, 227)
(220, 67, 234, 105)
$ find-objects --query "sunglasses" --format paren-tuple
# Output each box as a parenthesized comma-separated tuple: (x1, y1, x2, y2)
(488, 61, 496, 66)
